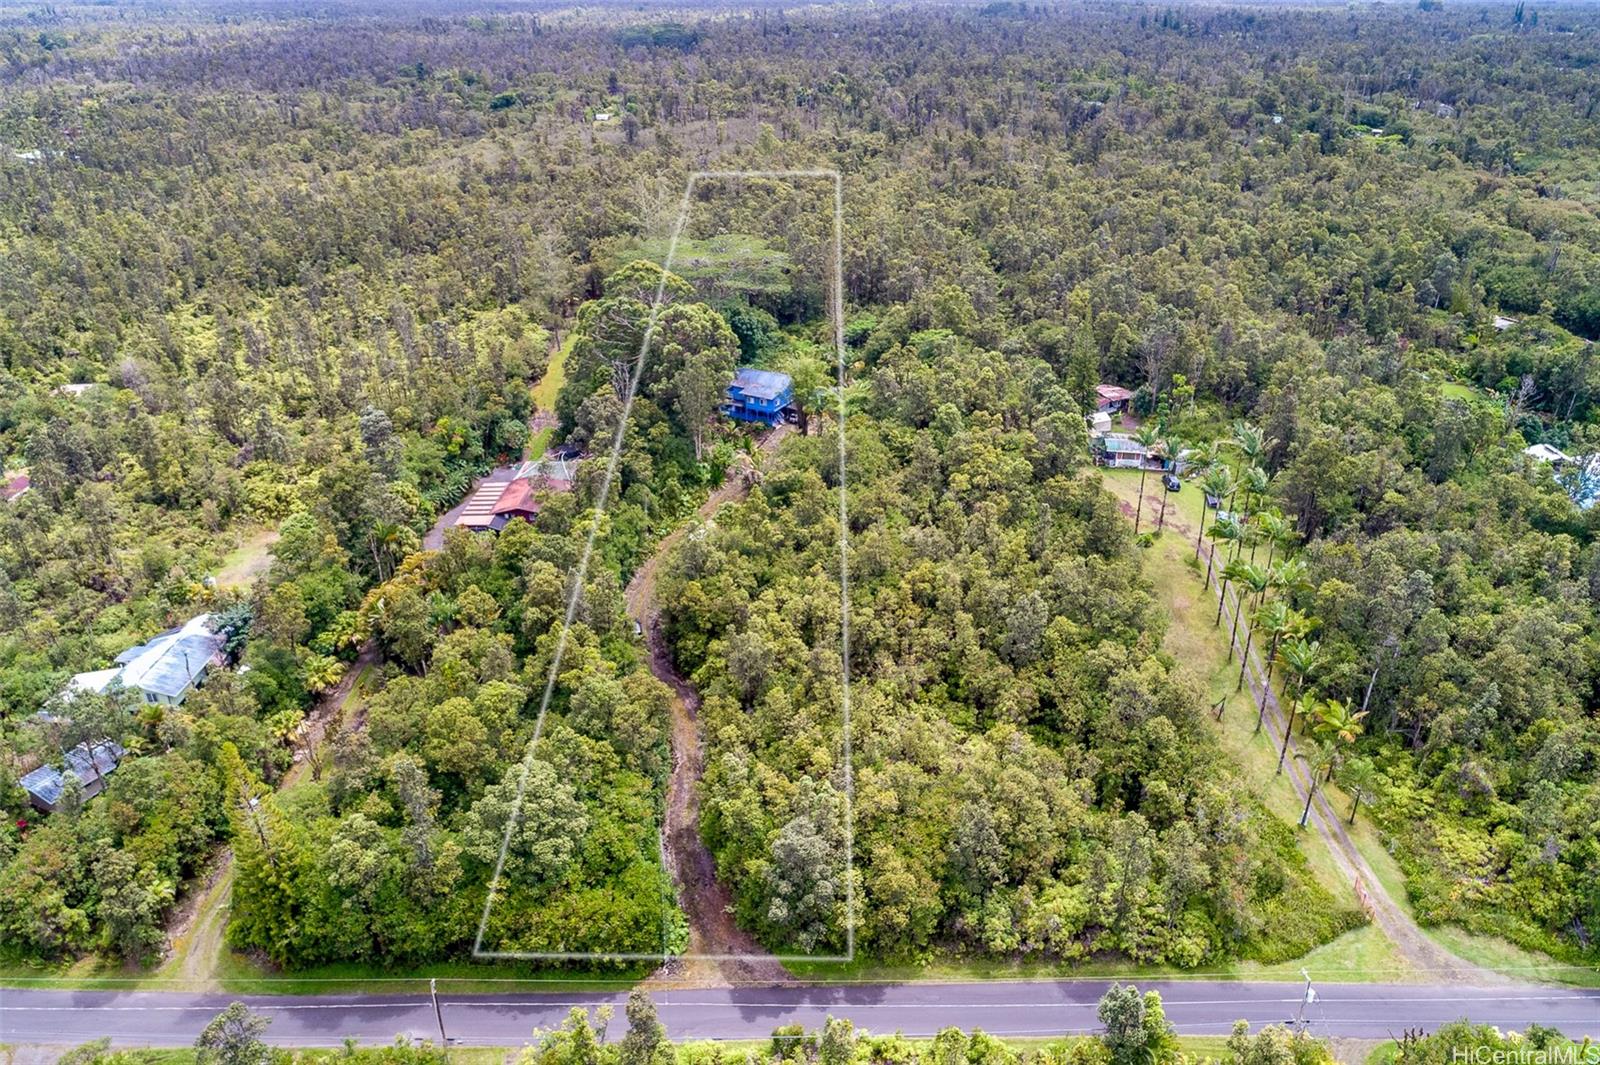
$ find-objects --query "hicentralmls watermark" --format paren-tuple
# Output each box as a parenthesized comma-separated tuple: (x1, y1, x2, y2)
(1452, 1046, 1600, 1065)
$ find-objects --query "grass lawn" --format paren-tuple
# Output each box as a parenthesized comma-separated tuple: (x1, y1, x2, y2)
(208, 952, 650, 996)
(525, 328, 573, 462)
(213, 526, 280, 589)
(2, 1049, 513, 1064)
(0, 951, 650, 995)
(532, 330, 572, 411)
(526, 424, 557, 460)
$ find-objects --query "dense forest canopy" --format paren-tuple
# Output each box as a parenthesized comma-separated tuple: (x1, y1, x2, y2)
(0, 0, 1597, 974)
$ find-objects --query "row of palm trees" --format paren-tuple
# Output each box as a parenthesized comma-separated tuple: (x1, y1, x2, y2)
(1185, 421, 1370, 828)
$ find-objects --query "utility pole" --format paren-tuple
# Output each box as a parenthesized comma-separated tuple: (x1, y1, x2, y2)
(243, 792, 276, 870)
(1294, 969, 1317, 1031)
(431, 978, 450, 1059)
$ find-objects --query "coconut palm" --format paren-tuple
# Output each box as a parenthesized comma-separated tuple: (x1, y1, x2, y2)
(1132, 424, 1163, 533)
(1197, 467, 1236, 561)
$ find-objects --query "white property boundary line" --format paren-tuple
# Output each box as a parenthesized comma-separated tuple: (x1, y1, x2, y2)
(473, 169, 855, 964)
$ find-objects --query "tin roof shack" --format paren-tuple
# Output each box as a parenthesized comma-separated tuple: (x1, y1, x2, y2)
(1095, 384, 1134, 414)
(20, 740, 126, 813)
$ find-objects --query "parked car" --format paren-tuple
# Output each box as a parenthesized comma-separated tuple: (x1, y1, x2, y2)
(633, 619, 644, 639)
(1162, 473, 1182, 493)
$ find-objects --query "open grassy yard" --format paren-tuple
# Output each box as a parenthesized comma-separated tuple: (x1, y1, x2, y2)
(213, 526, 280, 590)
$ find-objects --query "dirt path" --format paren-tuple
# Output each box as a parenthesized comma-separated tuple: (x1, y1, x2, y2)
(627, 426, 793, 988)
(1117, 483, 1507, 986)
(160, 644, 376, 987)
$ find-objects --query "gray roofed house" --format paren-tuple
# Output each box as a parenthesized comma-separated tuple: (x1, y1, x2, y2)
(59, 614, 226, 710)
(20, 740, 125, 813)
(118, 615, 225, 704)
(729, 368, 792, 400)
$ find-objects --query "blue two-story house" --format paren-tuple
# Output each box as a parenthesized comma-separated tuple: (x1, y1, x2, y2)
(722, 367, 794, 426)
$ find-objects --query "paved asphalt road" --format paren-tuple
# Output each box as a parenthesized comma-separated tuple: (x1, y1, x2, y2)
(3, 981, 1598, 1049)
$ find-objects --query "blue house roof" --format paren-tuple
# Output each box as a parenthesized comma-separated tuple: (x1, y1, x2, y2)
(729, 368, 792, 401)
(21, 740, 124, 807)
(1099, 435, 1148, 455)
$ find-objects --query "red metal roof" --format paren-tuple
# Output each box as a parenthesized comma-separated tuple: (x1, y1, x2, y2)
(493, 478, 537, 516)
(1096, 384, 1134, 401)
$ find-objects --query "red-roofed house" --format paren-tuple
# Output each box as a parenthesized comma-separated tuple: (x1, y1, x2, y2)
(491, 478, 540, 525)
(2, 473, 29, 503)
(1095, 384, 1134, 414)
(453, 464, 576, 534)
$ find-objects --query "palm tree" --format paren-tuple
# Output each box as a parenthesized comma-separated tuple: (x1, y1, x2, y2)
(1230, 514, 1258, 566)
(1206, 513, 1241, 595)
(1278, 637, 1324, 698)
(1277, 692, 1316, 773)
(1156, 435, 1182, 532)
(1226, 561, 1270, 668)
(1295, 741, 1338, 828)
(1187, 440, 1223, 479)
(1256, 510, 1296, 570)
(1270, 637, 1324, 734)
(1261, 607, 1313, 734)
(1254, 601, 1293, 709)
(1230, 420, 1274, 472)
(1311, 698, 1369, 781)
(1263, 555, 1309, 614)
(1240, 468, 1270, 558)
(304, 653, 346, 694)
(1339, 757, 1380, 825)
(1132, 425, 1163, 533)
(1197, 468, 1236, 561)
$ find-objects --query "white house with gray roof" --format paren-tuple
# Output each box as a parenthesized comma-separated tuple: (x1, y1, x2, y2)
(62, 613, 227, 709)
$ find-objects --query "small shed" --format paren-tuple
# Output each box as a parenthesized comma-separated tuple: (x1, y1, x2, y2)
(21, 740, 125, 813)
(1095, 384, 1134, 414)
